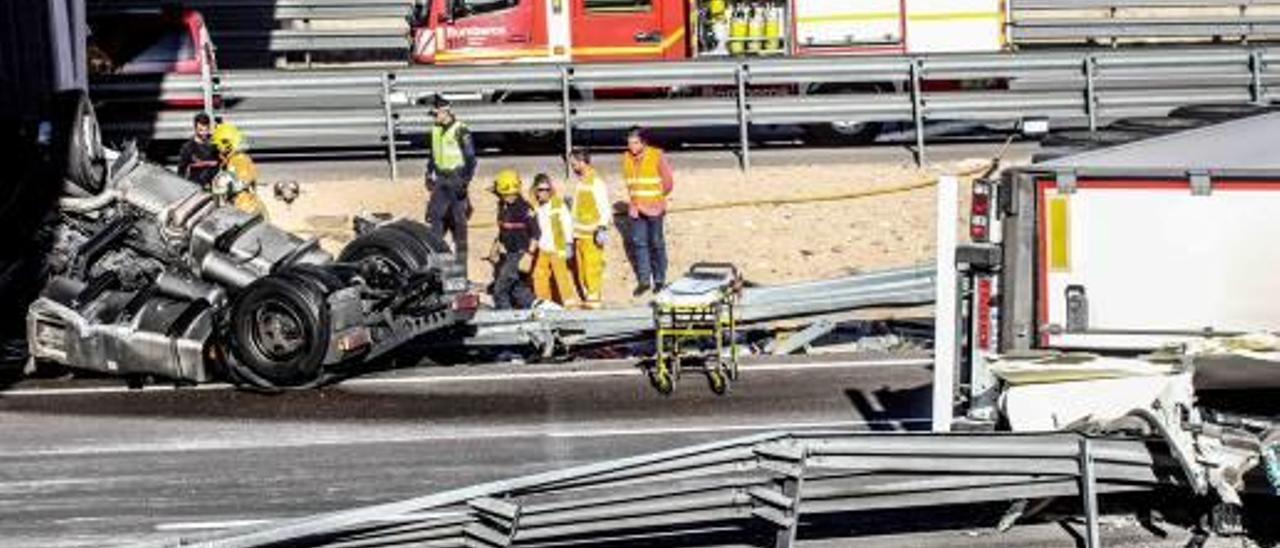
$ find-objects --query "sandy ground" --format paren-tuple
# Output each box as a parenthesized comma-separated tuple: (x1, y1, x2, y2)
(260, 155, 991, 307)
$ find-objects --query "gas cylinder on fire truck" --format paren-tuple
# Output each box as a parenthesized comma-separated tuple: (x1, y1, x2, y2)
(763, 4, 782, 53)
(746, 2, 765, 53)
(728, 3, 748, 55)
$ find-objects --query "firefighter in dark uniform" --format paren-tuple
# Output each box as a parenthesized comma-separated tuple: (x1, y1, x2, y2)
(487, 169, 538, 310)
(424, 95, 478, 271)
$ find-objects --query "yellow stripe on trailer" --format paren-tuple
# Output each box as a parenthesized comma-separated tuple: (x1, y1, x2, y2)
(1047, 196, 1071, 272)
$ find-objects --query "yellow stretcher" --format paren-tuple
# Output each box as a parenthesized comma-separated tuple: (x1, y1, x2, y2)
(649, 263, 743, 395)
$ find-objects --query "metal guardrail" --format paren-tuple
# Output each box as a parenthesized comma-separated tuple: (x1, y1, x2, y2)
(461, 266, 935, 352)
(132, 430, 1185, 548)
(1009, 0, 1280, 44)
(94, 46, 1279, 175)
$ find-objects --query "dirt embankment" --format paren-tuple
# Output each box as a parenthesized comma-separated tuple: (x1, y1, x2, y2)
(262, 156, 989, 306)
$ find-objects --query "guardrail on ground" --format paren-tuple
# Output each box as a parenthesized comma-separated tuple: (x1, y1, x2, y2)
(132, 430, 1184, 548)
(94, 46, 1279, 176)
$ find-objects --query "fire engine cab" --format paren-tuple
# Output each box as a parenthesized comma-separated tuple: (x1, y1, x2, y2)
(411, 0, 1005, 65)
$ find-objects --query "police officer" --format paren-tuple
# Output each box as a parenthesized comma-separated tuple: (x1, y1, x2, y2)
(424, 95, 477, 270)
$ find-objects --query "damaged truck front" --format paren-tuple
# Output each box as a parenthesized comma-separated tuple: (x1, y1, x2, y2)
(950, 113, 1280, 534)
(25, 93, 475, 390)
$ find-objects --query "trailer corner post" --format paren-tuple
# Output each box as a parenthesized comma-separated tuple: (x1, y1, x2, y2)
(381, 72, 398, 182)
(735, 63, 751, 177)
(932, 175, 959, 433)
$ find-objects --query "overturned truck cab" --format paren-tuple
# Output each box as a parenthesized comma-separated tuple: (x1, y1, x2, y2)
(25, 98, 473, 389)
(948, 111, 1280, 534)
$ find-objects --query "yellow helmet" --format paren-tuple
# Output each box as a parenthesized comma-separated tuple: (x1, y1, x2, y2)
(211, 122, 244, 154)
(493, 169, 522, 196)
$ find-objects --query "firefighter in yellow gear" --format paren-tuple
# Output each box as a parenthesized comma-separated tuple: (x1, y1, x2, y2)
(530, 173, 581, 308)
(209, 122, 267, 218)
(568, 148, 611, 309)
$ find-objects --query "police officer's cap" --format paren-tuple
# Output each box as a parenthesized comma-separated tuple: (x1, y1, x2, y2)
(428, 94, 451, 113)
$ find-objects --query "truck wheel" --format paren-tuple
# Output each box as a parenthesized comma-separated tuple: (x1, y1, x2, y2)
(51, 90, 107, 196)
(226, 274, 330, 388)
(802, 84, 885, 146)
(339, 223, 435, 288)
(384, 219, 451, 255)
(804, 120, 883, 146)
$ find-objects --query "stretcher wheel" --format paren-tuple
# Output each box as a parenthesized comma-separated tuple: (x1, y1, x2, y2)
(650, 370, 674, 395)
(707, 369, 727, 396)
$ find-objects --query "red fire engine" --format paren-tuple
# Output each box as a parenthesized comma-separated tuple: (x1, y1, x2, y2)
(408, 0, 1004, 142)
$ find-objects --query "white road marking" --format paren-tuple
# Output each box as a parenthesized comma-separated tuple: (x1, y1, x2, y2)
(0, 419, 931, 458)
(154, 519, 273, 531)
(0, 358, 930, 397)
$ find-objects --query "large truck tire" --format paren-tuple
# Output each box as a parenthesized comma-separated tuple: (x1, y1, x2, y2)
(803, 120, 883, 146)
(50, 90, 107, 196)
(338, 221, 440, 289)
(801, 83, 886, 146)
(225, 273, 331, 389)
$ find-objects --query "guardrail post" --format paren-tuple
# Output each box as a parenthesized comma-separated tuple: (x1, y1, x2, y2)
(1079, 437, 1101, 548)
(561, 65, 574, 175)
(910, 59, 926, 167)
(381, 72, 399, 182)
(735, 64, 751, 176)
(1250, 49, 1266, 105)
(1084, 55, 1098, 133)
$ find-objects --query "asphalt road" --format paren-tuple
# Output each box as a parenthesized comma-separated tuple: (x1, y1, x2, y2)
(1, 355, 936, 547)
(0, 354, 1246, 548)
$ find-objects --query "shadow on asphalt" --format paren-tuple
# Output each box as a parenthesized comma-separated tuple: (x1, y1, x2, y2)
(844, 383, 933, 431)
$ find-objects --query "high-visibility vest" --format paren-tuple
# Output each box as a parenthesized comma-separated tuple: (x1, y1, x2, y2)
(226, 151, 258, 185)
(622, 147, 665, 210)
(431, 121, 466, 172)
(548, 196, 569, 257)
(572, 167, 604, 237)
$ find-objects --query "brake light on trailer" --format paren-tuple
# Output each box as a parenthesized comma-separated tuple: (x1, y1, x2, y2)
(970, 181, 993, 242)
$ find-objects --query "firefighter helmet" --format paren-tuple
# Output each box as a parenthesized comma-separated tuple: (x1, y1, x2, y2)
(211, 122, 244, 154)
(493, 169, 522, 196)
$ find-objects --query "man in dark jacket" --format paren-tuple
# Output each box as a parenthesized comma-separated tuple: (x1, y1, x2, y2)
(424, 95, 477, 272)
(177, 113, 219, 188)
(487, 169, 538, 309)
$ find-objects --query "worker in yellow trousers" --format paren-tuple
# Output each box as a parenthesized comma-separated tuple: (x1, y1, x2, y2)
(531, 174, 582, 307)
(568, 148, 611, 309)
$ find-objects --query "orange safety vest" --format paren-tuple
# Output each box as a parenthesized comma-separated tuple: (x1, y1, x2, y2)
(622, 147, 666, 211)
(572, 167, 604, 238)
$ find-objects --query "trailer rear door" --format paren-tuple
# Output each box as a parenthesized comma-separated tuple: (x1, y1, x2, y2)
(1037, 177, 1280, 351)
